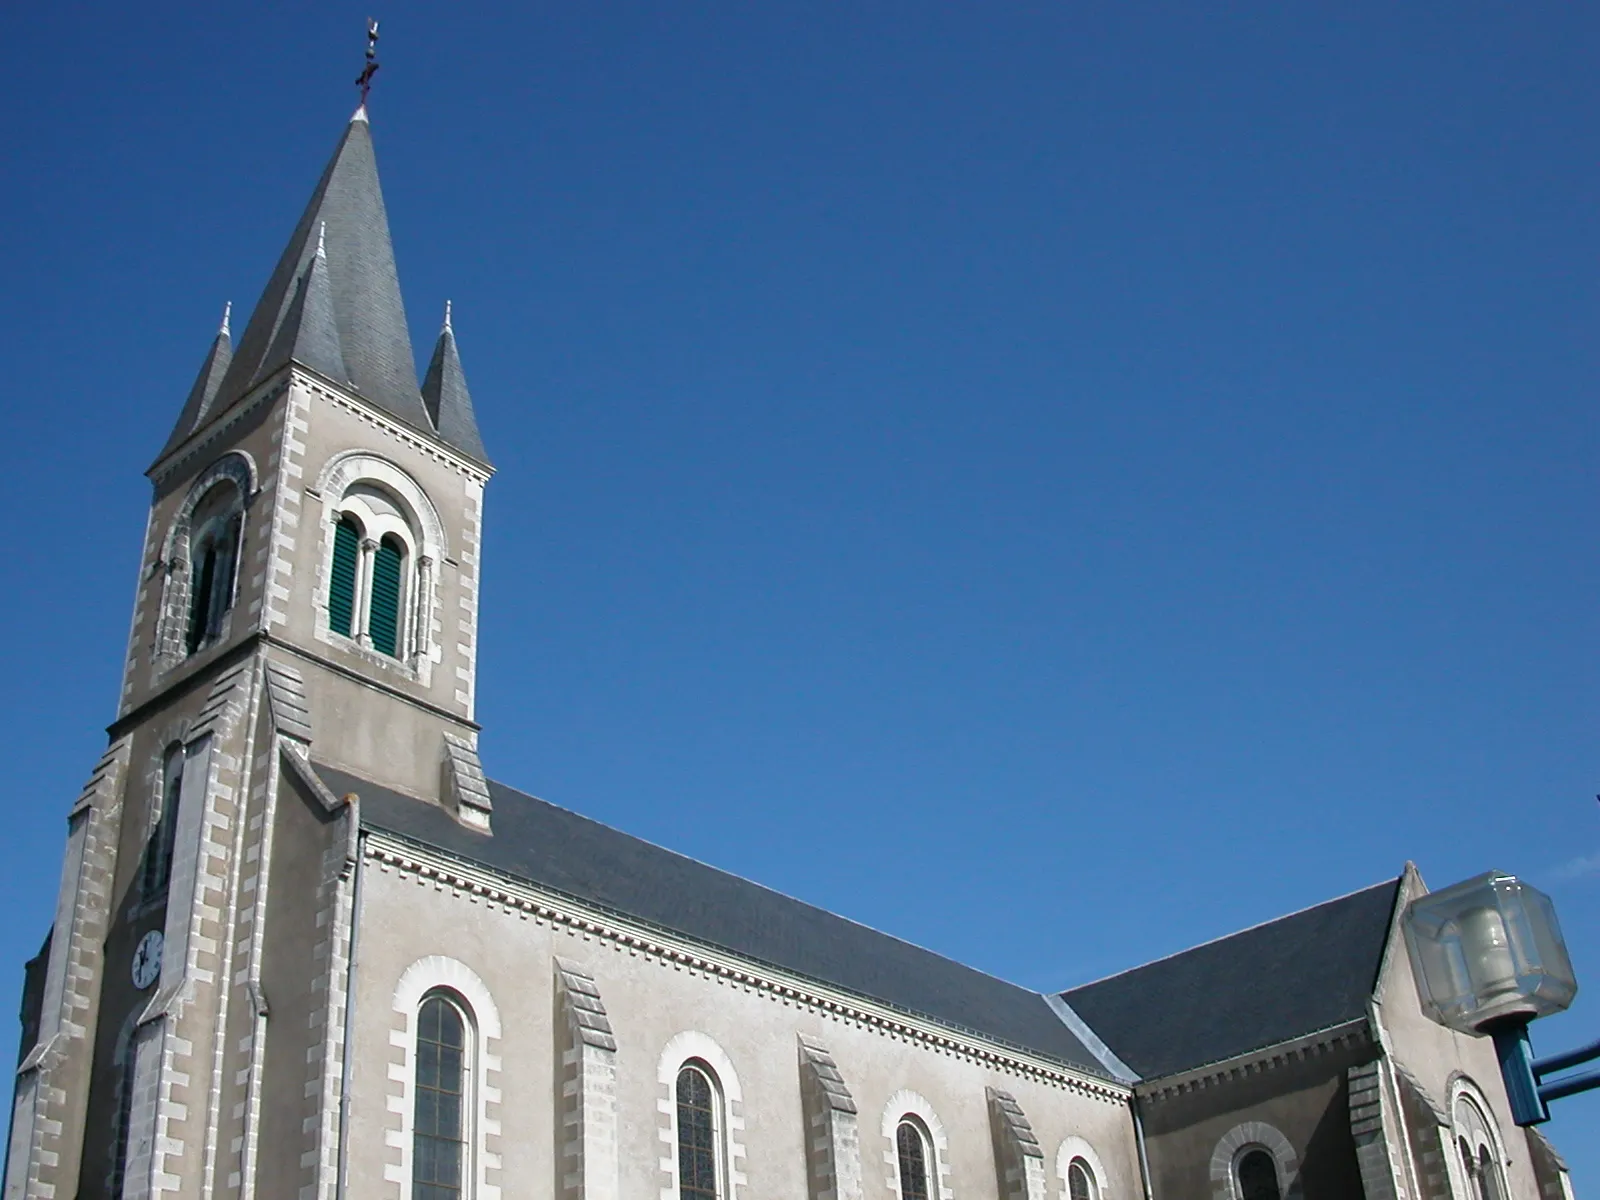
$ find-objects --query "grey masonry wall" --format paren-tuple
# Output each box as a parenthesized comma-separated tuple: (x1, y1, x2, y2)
(341, 836, 1142, 1200)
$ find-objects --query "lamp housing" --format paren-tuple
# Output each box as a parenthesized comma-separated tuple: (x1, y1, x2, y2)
(1402, 871, 1577, 1035)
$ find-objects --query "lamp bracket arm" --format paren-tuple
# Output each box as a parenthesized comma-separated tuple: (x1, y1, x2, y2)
(1537, 1066, 1600, 1106)
(1532, 1036, 1600, 1080)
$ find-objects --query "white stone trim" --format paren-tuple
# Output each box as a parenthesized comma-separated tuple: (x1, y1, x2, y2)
(1446, 1075, 1511, 1200)
(656, 1031, 746, 1200)
(1209, 1121, 1300, 1200)
(364, 840, 1126, 1104)
(316, 451, 447, 560)
(386, 956, 503, 1200)
(1056, 1137, 1110, 1200)
(312, 451, 443, 676)
(882, 1091, 954, 1200)
(153, 451, 254, 667)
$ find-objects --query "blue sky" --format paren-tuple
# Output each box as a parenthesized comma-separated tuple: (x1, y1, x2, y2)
(3, 0, 1597, 1183)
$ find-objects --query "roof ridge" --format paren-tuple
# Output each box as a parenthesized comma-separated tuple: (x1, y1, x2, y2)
(1060, 874, 1403, 995)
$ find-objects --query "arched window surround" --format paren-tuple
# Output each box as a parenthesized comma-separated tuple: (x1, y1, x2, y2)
(880, 1091, 953, 1200)
(389, 956, 503, 1200)
(1208, 1121, 1300, 1200)
(313, 452, 446, 677)
(138, 742, 186, 905)
(154, 451, 256, 667)
(1448, 1076, 1510, 1200)
(656, 1031, 746, 1200)
(1056, 1137, 1110, 1200)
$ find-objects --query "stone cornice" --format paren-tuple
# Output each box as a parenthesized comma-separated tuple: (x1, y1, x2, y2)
(1134, 1017, 1373, 1103)
(301, 375, 491, 484)
(149, 364, 491, 488)
(361, 832, 1130, 1105)
(149, 379, 290, 488)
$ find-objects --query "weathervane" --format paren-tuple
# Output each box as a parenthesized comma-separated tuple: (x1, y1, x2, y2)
(356, 18, 380, 106)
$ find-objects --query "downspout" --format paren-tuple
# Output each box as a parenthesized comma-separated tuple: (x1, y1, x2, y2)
(1132, 1092, 1155, 1200)
(335, 831, 365, 1200)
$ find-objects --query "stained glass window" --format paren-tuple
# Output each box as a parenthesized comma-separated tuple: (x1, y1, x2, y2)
(1067, 1157, 1097, 1200)
(677, 1063, 719, 1200)
(1237, 1149, 1281, 1200)
(896, 1120, 931, 1200)
(414, 994, 466, 1200)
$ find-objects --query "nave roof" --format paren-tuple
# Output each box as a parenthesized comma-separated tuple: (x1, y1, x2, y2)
(314, 762, 1115, 1078)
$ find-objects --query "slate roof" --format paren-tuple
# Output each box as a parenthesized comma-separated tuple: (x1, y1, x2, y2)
(160, 109, 487, 465)
(1061, 878, 1401, 1081)
(421, 310, 487, 463)
(157, 314, 232, 459)
(314, 764, 1111, 1077)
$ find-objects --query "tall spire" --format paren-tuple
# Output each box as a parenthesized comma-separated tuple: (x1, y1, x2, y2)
(208, 107, 433, 434)
(421, 301, 488, 463)
(157, 302, 234, 457)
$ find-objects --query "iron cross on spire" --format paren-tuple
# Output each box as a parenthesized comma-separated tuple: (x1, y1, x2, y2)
(356, 18, 381, 106)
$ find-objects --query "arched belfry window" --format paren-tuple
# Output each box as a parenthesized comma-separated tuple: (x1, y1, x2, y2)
(156, 452, 254, 666)
(140, 744, 184, 903)
(324, 482, 429, 663)
(1236, 1149, 1282, 1200)
(896, 1119, 933, 1200)
(371, 534, 406, 656)
(676, 1061, 722, 1200)
(329, 515, 360, 637)
(414, 991, 470, 1200)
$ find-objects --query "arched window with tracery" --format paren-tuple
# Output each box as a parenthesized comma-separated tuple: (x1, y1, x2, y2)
(896, 1118, 934, 1200)
(1066, 1156, 1099, 1200)
(413, 991, 471, 1200)
(324, 480, 431, 662)
(676, 1060, 722, 1200)
(1453, 1093, 1507, 1200)
(183, 479, 243, 653)
(1236, 1148, 1282, 1200)
(140, 744, 184, 903)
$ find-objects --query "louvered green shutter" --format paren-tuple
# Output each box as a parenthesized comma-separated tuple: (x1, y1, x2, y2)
(329, 518, 359, 636)
(370, 537, 403, 657)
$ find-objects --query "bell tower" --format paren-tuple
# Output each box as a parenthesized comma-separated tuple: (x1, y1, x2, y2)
(6, 87, 494, 1199)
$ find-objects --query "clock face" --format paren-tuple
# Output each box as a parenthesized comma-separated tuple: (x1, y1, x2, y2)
(131, 930, 163, 990)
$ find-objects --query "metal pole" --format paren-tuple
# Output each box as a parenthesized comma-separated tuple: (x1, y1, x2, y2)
(1532, 1036, 1600, 1079)
(1538, 1067, 1600, 1106)
(1489, 1021, 1550, 1126)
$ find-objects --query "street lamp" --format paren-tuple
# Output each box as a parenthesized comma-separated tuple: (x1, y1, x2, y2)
(1402, 871, 1599, 1125)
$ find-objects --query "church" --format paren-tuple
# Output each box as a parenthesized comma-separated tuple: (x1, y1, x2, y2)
(1, 85, 1578, 1200)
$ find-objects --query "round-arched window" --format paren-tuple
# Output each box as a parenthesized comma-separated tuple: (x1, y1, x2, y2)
(1067, 1156, 1099, 1200)
(414, 992, 469, 1200)
(676, 1061, 721, 1200)
(1236, 1148, 1282, 1200)
(896, 1118, 933, 1200)
(184, 480, 243, 654)
(1454, 1093, 1507, 1200)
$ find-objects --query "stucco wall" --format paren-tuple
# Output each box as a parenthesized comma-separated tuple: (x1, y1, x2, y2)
(344, 842, 1140, 1200)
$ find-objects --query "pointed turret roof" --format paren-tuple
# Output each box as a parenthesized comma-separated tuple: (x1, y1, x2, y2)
(211, 106, 433, 432)
(259, 223, 347, 385)
(158, 303, 234, 457)
(421, 302, 488, 463)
